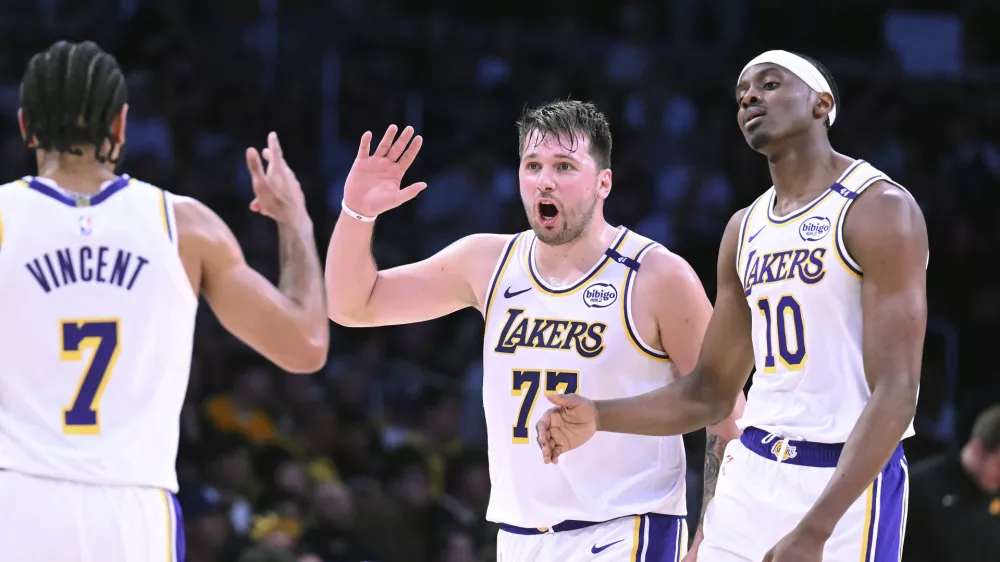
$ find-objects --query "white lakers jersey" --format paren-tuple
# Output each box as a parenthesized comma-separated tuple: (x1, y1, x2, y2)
(0, 175, 197, 492)
(735, 160, 918, 443)
(481, 227, 687, 528)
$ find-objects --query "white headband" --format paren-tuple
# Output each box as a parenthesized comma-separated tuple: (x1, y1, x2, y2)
(738, 50, 837, 126)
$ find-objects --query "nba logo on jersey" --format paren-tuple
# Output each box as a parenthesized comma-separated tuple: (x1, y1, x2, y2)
(79, 215, 93, 236)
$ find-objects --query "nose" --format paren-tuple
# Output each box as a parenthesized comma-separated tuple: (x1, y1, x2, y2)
(740, 89, 761, 109)
(536, 168, 556, 193)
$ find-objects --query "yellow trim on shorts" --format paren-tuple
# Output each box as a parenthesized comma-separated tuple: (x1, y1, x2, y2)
(160, 490, 173, 562)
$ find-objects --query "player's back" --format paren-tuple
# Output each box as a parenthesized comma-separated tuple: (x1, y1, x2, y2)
(735, 159, 918, 443)
(482, 227, 686, 528)
(0, 174, 196, 492)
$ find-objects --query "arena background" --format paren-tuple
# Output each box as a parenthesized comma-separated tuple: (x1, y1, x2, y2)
(0, 1, 997, 561)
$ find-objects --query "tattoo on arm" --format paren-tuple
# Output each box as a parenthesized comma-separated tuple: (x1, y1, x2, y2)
(699, 434, 727, 529)
(276, 221, 324, 307)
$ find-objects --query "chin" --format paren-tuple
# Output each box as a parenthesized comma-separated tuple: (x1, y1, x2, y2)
(747, 130, 773, 152)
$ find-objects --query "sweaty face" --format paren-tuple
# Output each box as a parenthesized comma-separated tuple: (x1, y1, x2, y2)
(735, 64, 820, 153)
(518, 130, 603, 246)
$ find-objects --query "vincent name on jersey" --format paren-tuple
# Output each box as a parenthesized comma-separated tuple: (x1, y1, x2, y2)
(26, 245, 151, 294)
(493, 308, 606, 359)
(743, 247, 826, 296)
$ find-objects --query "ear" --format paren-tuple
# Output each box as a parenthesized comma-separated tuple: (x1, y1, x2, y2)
(597, 168, 612, 200)
(110, 103, 128, 146)
(813, 92, 834, 123)
(17, 108, 36, 147)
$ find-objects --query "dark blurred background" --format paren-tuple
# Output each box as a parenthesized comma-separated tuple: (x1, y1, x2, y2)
(1, 1, 998, 561)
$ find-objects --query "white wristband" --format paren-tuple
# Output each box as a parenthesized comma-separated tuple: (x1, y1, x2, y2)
(341, 200, 377, 223)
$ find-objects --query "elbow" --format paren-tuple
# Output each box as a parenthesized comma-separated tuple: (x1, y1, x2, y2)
(695, 373, 739, 427)
(281, 338, 329, 374)
(327, 307, 370, 328)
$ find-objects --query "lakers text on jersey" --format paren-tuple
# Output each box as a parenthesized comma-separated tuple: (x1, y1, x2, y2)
(481, 227, 687, 533)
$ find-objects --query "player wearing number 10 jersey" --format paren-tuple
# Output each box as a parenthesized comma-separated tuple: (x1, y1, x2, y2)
(325, 100, 745, 561)
(0, 41, 328, 562)
(536, 51, 929, 562)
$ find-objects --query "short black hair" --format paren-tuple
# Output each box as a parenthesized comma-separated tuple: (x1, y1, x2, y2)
(791, 52, 839, 129)
(516, 100, 612, 169)
(20, 40, 128, 163)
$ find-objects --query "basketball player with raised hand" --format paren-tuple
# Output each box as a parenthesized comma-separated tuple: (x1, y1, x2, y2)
(326, 101, 745, 560)
(536, 51, 927, 562)
(0, 40, 329, 561)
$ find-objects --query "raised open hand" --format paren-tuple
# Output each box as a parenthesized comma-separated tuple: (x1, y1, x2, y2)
(342, 125, 427, 219)
(246, 132, 307, 225)
(535, 393, 599, 465)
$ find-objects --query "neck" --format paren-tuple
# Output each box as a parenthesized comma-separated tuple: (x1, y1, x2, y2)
(35, 149, 116, 194)
(533, 217, 619, 279)
(765, 132, 850, 200)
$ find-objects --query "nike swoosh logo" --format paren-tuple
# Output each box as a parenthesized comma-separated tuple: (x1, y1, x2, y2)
(591, 539, 624, 554)
(747, 225, 766, 243)
(504, 286, 532, 298)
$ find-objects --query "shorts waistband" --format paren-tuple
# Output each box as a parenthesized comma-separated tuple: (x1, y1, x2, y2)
(740, 426, 904, 468)
(499, 513, 681, 536)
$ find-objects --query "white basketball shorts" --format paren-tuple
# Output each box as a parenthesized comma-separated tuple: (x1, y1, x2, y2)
(0, 469, 185, 562)
(699, 426, 909, 562)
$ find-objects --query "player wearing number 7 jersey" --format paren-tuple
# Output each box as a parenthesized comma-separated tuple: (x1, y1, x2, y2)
(0, 41, 329, 562)
(326, 100, 745, 561)
(536, 51, 929, 562)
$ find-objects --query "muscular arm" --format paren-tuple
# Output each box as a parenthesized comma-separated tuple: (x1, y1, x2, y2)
(640, 247, 747, 537)
(797, 182, 927, 539)
(325, 211, 508, 327)
(177, 198, 329, 373)
(594, 210, 755, 436)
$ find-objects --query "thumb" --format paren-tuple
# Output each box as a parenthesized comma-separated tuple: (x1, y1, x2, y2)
(545, 393, 581, 408)
(395, 182, 427, 205)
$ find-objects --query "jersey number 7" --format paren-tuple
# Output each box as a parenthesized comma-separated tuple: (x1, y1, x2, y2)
(511, 369, 578, 444)
(60, 319, 121, 435)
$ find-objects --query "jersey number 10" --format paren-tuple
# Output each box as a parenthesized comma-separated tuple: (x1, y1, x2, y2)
(60, 319, 121, 435)
(756, 296, 806, 372)
(511, 369, 578, 444)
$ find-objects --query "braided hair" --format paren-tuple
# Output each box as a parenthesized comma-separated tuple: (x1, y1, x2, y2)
(20, 40, 128, 164)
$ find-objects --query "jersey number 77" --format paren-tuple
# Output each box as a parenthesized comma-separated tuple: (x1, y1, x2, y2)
(60, 319, 121, 435)
(511, 369, 578, 444)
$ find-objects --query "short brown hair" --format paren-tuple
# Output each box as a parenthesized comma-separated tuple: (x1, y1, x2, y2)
(971, 404, 1000, 452)
(516, 100, 612, 169)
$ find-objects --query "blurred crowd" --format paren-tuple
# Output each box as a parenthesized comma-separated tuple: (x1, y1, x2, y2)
(0, 1, 998, 561)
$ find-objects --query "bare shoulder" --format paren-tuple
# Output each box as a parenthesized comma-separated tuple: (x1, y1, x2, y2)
(173, 195, 232, 245)
(444, 232, 517, 302)
(844, 180, 928, 268)
(633, 245, 701, 290)
(846, 180, 925, 229)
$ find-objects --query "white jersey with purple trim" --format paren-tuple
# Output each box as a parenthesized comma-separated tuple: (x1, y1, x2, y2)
(481, 226, 687, 528)
(0, 175, 196, 493)
(734, 159, 920, 444)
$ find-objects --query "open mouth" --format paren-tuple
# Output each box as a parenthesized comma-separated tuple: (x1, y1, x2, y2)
(537, 201, 559, 227)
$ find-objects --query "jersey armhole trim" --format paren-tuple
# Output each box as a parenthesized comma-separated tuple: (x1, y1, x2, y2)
(621, 241, 671, 362)
(833, 174, 887, 277)
(735, 195, 763, 276)
(159, 189, 179, 250)
(483, 232, 523, 324)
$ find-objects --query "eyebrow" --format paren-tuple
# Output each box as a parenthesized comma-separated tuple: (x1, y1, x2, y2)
(735, 65, 785, 95)
(522, 152, 581, 161)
